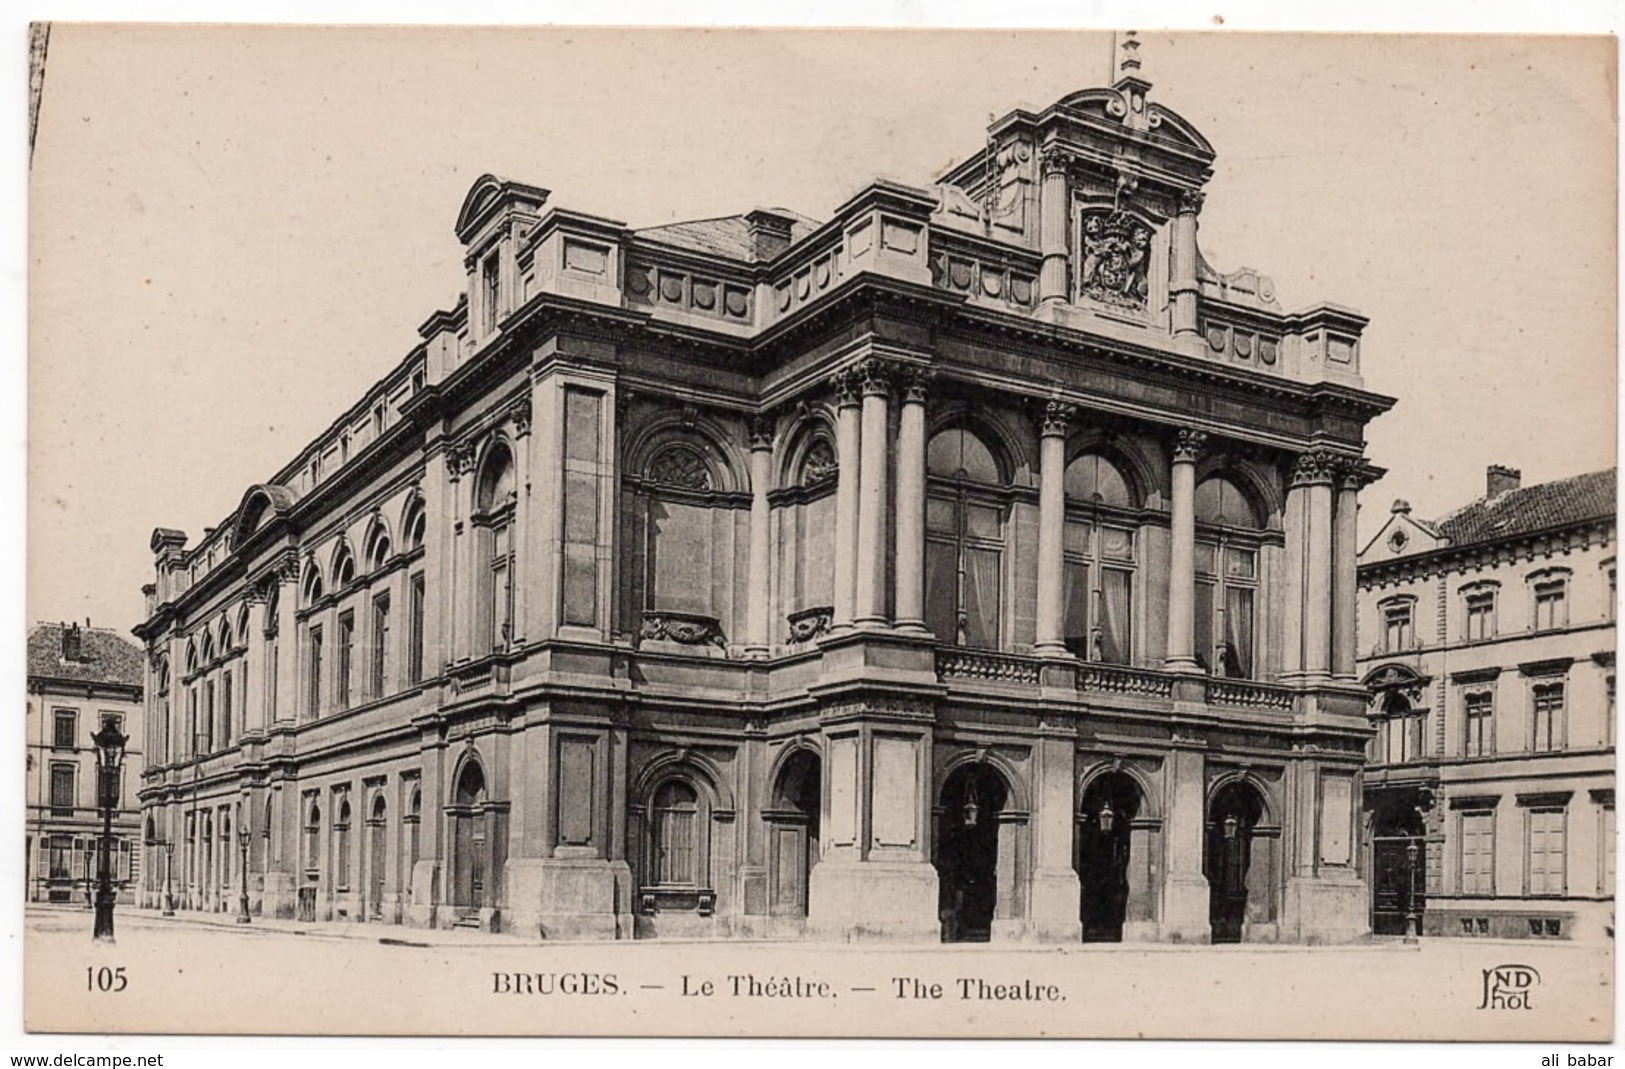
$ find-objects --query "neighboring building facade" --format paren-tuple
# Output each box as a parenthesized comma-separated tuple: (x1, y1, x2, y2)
(26, 622, 145, 904)
(1358, 467, 1616, 940)
(134, 56, 1395, 943)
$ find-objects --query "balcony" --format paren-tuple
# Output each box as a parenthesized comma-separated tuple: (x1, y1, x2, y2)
(935, 648, 1042, 686)
(1206, 678, 1296, 711)
(1077, 663, 1177, 699)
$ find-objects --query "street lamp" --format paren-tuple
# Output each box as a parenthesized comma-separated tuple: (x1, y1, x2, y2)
(160, 839, 175, 917)
(91, 720, 129, 943)
(1404, 840, 1421, 945)
(236, 824, 252, 924)
(961, 781, 981, 828)
(1223, 813, 1240, 841)
(1098, 801, 1116, 836)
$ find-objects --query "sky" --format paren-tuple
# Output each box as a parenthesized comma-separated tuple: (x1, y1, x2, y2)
(24, 22, 1619, 641)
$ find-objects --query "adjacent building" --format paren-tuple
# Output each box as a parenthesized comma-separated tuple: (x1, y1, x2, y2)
(134, 52, 1395, 943)
(1358, 467, 1616, 940)
(26, 622, 145, 904)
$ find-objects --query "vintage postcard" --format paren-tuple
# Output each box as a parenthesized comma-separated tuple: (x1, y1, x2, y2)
(22, 23, 1618, 1044)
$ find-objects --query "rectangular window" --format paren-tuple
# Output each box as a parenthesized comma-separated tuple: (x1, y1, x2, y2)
(1194, 579, 1215, 672)
(48, 836, 72, 881)
(52, 709, 77, 751)
(1531, 682, 1565, 753)
(1601, 804, 1616, 898)
(1464, 692, 1494, 757)
(307, 626, 324, 719)
(1383, 602, 1414, 653)
(220, 671, 233, 748)
(203, 680, 215, 752)
(481, 252, 500, 335)
(407, 573, 425, 685)
(371, 592, 390, 699)
(1533, 580, 1568, 632)
(265, 635, 279, 722)
(1460, 811, 1495, 895)
(962, 544, 1001, 649)
(49, 764, 76, 816)
(336, 612, 354, 711)
(924, 538, 958, 645)
(561, 388, 601, 627)
(1526, 808, 1567, 896)
(1465, 590, 1496, 641)
(1223, 584, 1254, 678)
(490, 522, 512, 650)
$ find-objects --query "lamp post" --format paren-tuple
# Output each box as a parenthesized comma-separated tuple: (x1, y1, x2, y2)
(161, 839, 175, 917)
(81, 848, 93, 910)
(91, 720, 129, 943)
(236, 824, 252, 924)
(1404, 839, 1421, 945)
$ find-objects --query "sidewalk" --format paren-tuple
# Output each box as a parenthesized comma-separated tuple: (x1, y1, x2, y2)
(105, 904, 509, 946)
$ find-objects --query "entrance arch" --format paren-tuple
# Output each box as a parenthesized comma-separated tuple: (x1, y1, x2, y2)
(1077, 771, 1142, 942)
(1205, 779, 1272, 943)
(450, 759, 488, 921)
(936, 762, 1010, 943)
(766, 748, 821, 917)
(1370, 794, 1426, 936)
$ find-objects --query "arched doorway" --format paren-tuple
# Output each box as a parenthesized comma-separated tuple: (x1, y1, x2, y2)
(936, 763, 1009, 943)
(767, 749, 821, 917)
(1206, 780, 1267, 943)
(1077, 772, 1141, 942)
(367, 794, 388, 921)
(451, 761, 488, 922)
(1370, 794, 1427, 936)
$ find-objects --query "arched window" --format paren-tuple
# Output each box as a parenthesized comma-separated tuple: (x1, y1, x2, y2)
(366, 524, 392, 573)
(302, 564, 324, 607)
(651, 780, 701, 887)
(304, 801, 321, 878)
(1062, 452, 1138, 663)
(633, 438, 727, 638)
(335, 799, 352, 892)
(333, 546, 356, 590)
(1375, 690, 1426, 765)
(407, 785, 422, 872)
(925, 426, 1005, 648)
(402, 499, 426, 553)
(786, 435, 837, 621)
(474, 444, 517, 652)
(1193, 474, 1266, 678)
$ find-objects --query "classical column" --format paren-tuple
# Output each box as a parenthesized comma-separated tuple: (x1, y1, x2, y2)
(444, 440, 477, 662)
(1034, 400, 1076, 656)
(1301, 451, 1337, 678)
(830, 372, 862, 630)
(242, 587, 267, 734)
(745, 416, 774, 657)
(1331, 463, 1366, 679)
(508, 397, 532, 647)
(893, 369, 930, 633)
(271, 558, 300, 724)
(854, 359, 893, 628)
(1170, 189, 1204, 338)
(1164, 429, 1206, 673)
(1037, 146, 1071, 305)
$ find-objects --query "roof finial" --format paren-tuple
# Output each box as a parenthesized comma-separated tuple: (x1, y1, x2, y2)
(1119, 30, 1142, 76)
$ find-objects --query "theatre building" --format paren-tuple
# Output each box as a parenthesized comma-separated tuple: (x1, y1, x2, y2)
(134, 56, 1394, 943)
(1358, 467, 1615, 940)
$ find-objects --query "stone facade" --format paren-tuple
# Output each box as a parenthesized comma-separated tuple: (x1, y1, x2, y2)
(134, 62, 1393, 943)
(26, 622, 145, 904)
(1358, 467, 1615, 941)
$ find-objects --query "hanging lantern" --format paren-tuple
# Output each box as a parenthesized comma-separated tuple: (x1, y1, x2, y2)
(1098, 800, 1116, 835)
(961, 782, 981, 828)
(1223, 813, 1240, 840)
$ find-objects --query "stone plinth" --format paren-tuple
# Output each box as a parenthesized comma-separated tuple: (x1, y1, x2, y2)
(505, 857, 634, 940)
(1282, 874, 1370, 945)
(807, 860, 940, 942)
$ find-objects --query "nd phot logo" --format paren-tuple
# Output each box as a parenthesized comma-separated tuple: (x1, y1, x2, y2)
(1478, 964, 1540, 1010)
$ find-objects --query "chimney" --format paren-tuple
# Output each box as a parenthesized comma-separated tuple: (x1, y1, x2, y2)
(61, 622, 81, 662)
(745, 209, 795, 263)
(1486, 465, 1522, 498)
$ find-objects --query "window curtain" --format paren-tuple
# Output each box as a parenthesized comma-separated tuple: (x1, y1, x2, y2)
(1100, 569, 1132, 665)
(1224, 586, 1254, 679)
(924, 540, 958, 644)
(963, 546, 1001, 649)
(1193, 581, 1215, 673)
(1063, 561, 1089, 657)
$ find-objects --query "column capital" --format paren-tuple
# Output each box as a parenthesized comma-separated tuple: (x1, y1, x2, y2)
(445, 438, 479, 479)
(747, 414, 775, 452)
(854, 356, 896, 399)
(1177, 188, 1206, 216)
(509, 396, 532, 438)
(1038, 399, 1077, 439)
(1337, 458, 1383, 493)
(1039, 143, 1073, 178)
(831, 368, 863, 409)
(897, 365, 934, 405)
(1291, 449, 1341, 488)
(1171, 428, 1208, 465)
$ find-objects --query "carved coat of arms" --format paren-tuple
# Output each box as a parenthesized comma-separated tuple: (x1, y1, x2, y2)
(1079, 210, 1152, 309)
